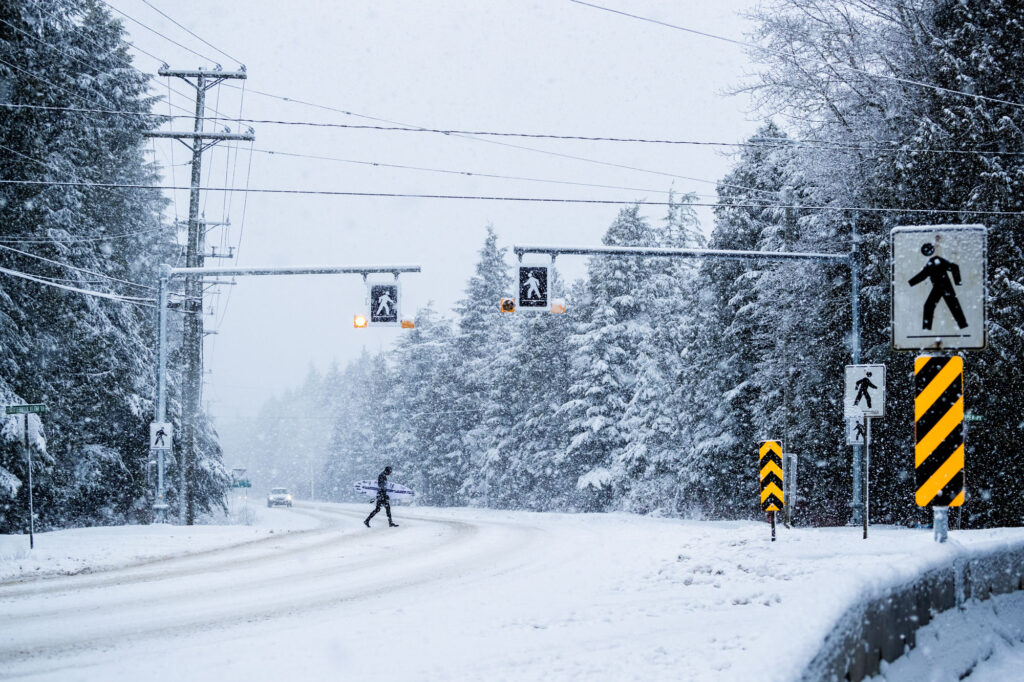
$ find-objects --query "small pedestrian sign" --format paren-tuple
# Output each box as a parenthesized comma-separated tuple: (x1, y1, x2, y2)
(846, 418, 869, 446)
(369, 283, 400, 325)
(517, 266, 548, 311)
(150, 422, 172, 450)
(892, 225, 986, 350)
(844, 364, 886, 418)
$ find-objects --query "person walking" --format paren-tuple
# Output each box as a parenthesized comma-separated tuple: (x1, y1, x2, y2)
(364, 466, 399, 528)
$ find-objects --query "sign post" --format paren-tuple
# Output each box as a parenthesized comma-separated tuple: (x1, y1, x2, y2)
(893, 225, 983, 542)
(149, 422, 172, 521)
(6, 404, 46, 549)
(844, 364, 885, 538)
(759, 440, 785, 542)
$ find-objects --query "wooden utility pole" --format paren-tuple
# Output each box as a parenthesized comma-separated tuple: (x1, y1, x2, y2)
(146, 67, 253, 524)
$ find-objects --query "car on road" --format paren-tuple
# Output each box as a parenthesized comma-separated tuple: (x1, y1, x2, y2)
(267, 487, 293, 508)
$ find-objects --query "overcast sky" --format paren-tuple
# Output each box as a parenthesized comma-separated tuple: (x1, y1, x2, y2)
(104, 0, 762, 421)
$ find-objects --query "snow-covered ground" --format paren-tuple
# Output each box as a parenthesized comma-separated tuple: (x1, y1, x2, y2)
(1, 502, 1022, 681)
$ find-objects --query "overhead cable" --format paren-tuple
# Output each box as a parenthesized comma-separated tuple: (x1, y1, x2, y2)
(2, 179, 1021, 216)
(0, 264, 156, 305)
(138, 0, 244, 66)
(568, 0, 1024, 111)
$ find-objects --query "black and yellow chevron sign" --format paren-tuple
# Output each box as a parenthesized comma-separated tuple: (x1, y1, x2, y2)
(758, 440, 785, 512)
(915, 356, 965, 507)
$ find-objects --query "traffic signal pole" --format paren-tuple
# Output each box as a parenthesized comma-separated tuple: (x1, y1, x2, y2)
(514, 233, 862, 524)
(152, 263, 420, 523)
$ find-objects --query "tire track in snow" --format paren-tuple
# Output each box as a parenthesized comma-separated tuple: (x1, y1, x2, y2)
(0, 504, 540, 675)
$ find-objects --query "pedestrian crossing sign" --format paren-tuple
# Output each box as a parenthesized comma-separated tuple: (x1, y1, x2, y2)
(844, 364, 886, 418)
(517, 266, 548, 311)
(891, 225, 986, 351)
(368, 282, 400, 325)
(150, 422, 172, 450)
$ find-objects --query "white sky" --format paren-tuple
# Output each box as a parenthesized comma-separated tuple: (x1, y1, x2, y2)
(103, 0, 763, 419)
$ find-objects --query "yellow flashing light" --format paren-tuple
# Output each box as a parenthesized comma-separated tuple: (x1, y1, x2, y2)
(353, 314, 368, 328)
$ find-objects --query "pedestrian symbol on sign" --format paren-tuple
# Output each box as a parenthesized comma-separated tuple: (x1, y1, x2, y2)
(908, 243, 968, 330)
(149, 422, 172, 450)
(853, 373, 878, 410)
(517, 265, 548, 310)
(844, 365, 886, 418)
(375, 290, 394, 316)
(369, 283, 400, 325)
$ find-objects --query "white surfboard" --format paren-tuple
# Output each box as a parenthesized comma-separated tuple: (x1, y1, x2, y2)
(353, 480, 415, 501)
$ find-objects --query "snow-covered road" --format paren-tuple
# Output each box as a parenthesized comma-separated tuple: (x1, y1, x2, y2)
(2, 503, 1023, 681)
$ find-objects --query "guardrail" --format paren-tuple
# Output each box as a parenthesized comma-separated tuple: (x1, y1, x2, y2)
(800, 542, 1024, 681)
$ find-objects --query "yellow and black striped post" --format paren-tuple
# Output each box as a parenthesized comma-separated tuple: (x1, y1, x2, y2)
(759, 440, 784, 541)
(915, 356, 964, 540)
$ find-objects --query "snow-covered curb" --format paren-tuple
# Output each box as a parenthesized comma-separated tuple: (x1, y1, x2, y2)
(800, 536, 1024, 681)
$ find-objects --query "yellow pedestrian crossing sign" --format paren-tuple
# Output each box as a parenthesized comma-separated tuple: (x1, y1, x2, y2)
(759, 440, 785, 512)
(914, 356, 964, 507)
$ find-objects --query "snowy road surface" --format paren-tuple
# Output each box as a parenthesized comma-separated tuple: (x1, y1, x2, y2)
(2, 503, 1023, 681)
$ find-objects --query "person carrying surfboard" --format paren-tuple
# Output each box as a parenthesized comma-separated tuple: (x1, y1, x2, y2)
(364, 466, 399, 528)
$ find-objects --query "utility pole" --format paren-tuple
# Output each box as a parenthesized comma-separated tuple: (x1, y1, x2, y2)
(146, 67, 253, 524)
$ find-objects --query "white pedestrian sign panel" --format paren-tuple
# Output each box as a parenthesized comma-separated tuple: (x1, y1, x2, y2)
(844, 364, 885, 418)
(846, 418, 869, 446)
(517, 266, 548, 310)
(369, 283, 399, 325)
(150, 422, 172, 450)
(891, 225, 986, 350)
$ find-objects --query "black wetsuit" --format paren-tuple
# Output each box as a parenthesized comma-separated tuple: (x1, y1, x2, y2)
(364, 470, 394, 526)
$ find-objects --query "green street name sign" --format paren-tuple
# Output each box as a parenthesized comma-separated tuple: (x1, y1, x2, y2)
(5, 404, 47, 415)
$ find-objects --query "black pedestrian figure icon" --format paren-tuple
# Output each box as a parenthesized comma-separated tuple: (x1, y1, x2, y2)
(908, 243, 969, 330)
(854, 422, 867, 442)
(854, 372, 877, 409)
(153, 426, 167, 448)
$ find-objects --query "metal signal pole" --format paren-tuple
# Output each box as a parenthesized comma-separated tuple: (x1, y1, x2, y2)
(146, 67, 252, 524)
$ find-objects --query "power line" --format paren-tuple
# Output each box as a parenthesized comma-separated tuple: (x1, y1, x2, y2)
(2, 178, 1022, 216)
(5, 101, 1022, 158)
(100, 1, 220, 65)
(218, 85, 780, 197)
(138, 0, 244, 67)
(0, 228, 167, 245)
(250, 148, 709, 197)
(0, 243, 157, 292)
(0, 264, 156, 306)
(568, 0, 1024, 111)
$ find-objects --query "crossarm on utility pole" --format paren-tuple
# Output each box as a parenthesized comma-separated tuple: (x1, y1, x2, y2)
(144, 131, 255, 142)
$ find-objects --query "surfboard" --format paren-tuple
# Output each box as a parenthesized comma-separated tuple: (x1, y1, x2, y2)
(353, 480, 415, 501)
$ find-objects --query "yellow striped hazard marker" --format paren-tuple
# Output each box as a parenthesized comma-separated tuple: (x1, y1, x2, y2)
(759, 440, 785, 512)
(914, 356, 965, 507)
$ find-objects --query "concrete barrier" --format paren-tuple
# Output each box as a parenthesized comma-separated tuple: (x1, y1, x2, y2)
(800, 542, 1024, 682)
